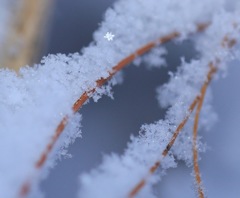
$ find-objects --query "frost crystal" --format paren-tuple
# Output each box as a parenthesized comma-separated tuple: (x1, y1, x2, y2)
(104, 32, 115, 41)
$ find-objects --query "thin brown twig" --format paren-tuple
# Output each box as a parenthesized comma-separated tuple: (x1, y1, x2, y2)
(19, 23, 209, 197)
(192, 64, 217, 198)
(192, 31, 237, 198)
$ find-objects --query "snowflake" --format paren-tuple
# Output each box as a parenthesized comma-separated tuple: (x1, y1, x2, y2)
(104, 32, 115, 41)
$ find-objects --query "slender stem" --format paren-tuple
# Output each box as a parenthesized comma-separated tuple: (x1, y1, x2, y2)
(192, 64, 217, 198)
(192, 33, 237, 198)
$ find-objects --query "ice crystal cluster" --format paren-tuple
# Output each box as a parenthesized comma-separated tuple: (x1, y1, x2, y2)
(0, 0, 240, 198)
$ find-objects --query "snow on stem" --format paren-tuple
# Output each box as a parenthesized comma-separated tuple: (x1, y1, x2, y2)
(19, 23, 208, 197)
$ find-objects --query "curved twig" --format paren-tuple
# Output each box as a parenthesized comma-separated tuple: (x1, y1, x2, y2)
(192, 64, 217, 198)
(192, 32, 237, 198)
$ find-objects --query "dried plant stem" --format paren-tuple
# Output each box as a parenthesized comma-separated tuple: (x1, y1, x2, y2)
(0, 0, 53, 71)
(193, 64, 217, 198)
(192, 31, 237, 198)
(19, 23, 208, 197)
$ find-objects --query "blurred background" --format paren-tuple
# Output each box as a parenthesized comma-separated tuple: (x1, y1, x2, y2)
(2, 0, 240, 197)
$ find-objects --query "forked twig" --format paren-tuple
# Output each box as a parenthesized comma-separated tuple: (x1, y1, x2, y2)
(129, 33, 237, 197)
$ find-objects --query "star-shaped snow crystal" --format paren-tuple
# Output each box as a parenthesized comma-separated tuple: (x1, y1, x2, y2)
(104, 32, 115, 41)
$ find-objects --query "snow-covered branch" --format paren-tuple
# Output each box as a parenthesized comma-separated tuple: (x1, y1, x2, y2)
(0, 0, 240, 198)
